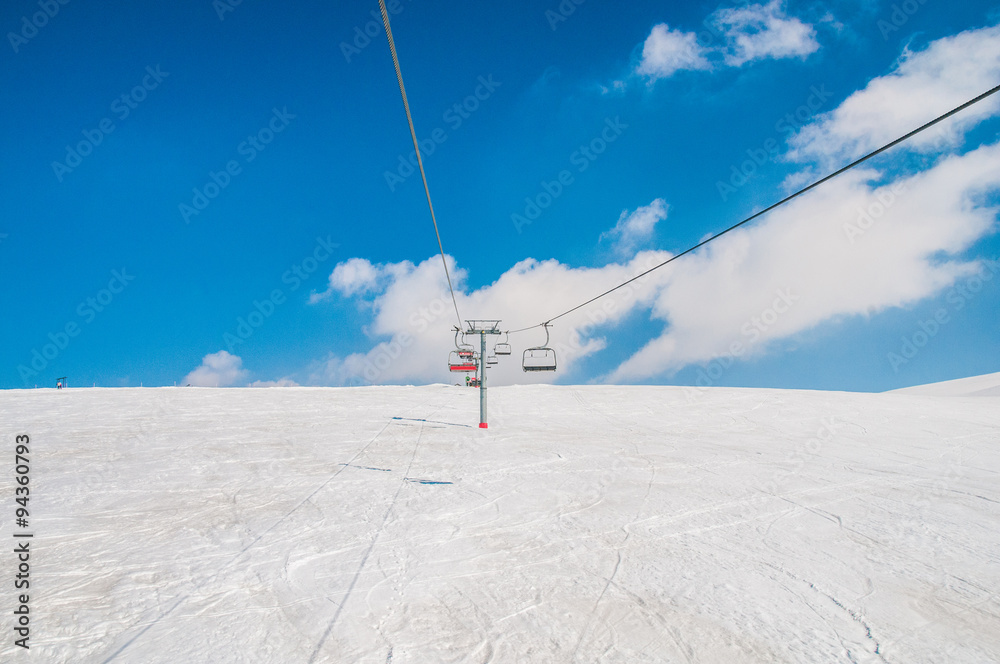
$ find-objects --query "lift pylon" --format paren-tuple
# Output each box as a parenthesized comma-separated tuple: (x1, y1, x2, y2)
(465, 320, 501, 428)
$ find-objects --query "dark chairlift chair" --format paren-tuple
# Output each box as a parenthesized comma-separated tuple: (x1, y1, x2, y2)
(522, 324, 556, 372)
(494, 332, 512, 356)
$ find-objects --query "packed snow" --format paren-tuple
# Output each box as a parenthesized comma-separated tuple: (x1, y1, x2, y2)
(890, 371, 1000, 397)
(1, 382, 998, 663)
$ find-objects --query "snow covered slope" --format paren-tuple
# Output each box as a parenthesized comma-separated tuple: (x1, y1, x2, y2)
(889, 371, 1000, 397)
(1, 384, 997, 663)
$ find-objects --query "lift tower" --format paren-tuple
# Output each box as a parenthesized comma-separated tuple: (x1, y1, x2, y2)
(465, 320, 501, 428)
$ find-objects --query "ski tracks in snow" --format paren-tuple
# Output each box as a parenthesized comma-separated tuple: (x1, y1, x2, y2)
(6, 384, 997, 663)
(307, 415, 428, 662)
(99, 395, 445, 664)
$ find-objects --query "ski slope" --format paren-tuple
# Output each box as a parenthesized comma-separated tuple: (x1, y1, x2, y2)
(1, 383, 998, 663)
(890, 371, 1000, 397)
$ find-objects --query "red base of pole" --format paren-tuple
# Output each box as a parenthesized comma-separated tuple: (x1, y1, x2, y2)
(479, 422, 488, 428)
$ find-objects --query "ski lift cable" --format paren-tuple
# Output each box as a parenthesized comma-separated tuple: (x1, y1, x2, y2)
(504, 83, 1000, 336)
(377, 0, 464, 331)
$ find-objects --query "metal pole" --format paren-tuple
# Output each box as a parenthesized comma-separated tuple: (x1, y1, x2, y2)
(479, 330, 488, 428)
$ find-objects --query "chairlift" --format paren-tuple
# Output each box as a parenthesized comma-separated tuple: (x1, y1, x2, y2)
(448, 351, 478, 372)
(449, 329, 479, 372)
(486, 354, 498, 366)
(494, 332, 512, 356)
(522, 324, 557, 372)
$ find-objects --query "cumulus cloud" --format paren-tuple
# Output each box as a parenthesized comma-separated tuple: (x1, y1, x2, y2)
(315, 137, 999, 387)
(787, 24, 1000, 166)
(310, 146, 999, 387)
(600, 199, 668, 256)
(711, 0, 818, 67)
(183, 350, 249, 387)
(310, 251, 671, 386)
(596, 26, 1000, 381)
(636, 24, 711, 80)
(609, 143, 1000, 380)
(633, 2, 818, 83)
(606, 28, 1000, 380)
(310, 257, 382, 302)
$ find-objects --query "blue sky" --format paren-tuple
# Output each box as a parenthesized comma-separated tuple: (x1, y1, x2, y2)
(2, 0, 999, 391)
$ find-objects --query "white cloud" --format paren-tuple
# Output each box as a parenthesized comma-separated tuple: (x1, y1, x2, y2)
(310, 257, 382, 302)
(609, 142, 1000, 381)
(183, 350, 249, 387)
(631, 2, 818, 84)
(788, 24, 1000, 166)
(595, 26, 1000, 382)
(600, 199, 668, 256)
(313, 141, 1000, 386)
(635, 24, 711, 80)
(310, 251, 671, 386)
(711, 0, 819, 67)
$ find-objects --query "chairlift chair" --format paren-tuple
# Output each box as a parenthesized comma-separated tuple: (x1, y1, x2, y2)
(494, 332, 512, 356)
(449, 329, 479, 372)
(448, 350, 478, 372)
(522, 324, 557, 372)
(456, 330, 475, 352)
(486, 354, 498, 365)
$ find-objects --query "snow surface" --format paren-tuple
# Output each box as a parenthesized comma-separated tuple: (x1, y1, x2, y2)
(889, 371, 1000, 397)
(1, 384, 998, 663)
